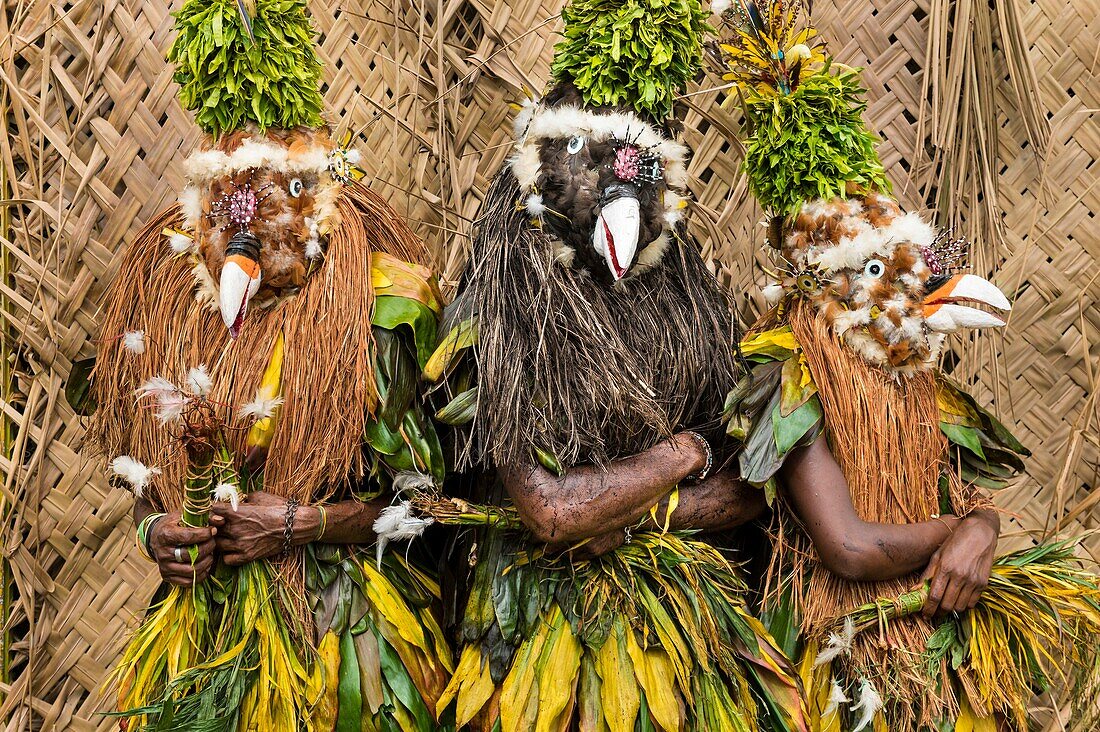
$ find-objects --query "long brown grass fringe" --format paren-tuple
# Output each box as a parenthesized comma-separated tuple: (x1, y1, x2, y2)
(770, 300, 980, 727)
(88, 181, 431, 508)
(451, 167, 741, 469)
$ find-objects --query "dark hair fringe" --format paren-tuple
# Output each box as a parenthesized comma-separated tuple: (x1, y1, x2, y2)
(451, 167, 742, 470)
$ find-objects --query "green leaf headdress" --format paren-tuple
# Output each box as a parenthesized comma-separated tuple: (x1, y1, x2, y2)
(168, 0, 325, 137)
(550, 0, 711, 123)
(718, 0, 891, 217)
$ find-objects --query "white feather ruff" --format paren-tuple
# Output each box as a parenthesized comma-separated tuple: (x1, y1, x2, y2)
(109, 455, 161, 497)
(183, 138, 333, 183)
(168, 232, 195, 255)
(123, 330, 146, 354)
(372, 501, 433, 569)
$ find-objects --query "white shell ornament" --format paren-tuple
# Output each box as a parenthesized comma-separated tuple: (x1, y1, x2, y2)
(288, 178, 303, 197)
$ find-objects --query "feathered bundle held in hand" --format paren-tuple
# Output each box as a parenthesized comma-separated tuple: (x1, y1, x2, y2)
(452, 169, 740, 469)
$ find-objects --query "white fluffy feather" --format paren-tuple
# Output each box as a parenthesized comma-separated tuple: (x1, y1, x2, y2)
(823, 678, 849, 717)
(136, 376, 188, 424)
(850, 678, 884, 731)
(372, 501, 433, 568)
(186, 365, 213, 397)
(123, 330, 146, 354)
(525, 193, 547, 216)
(213, 482, 241, 511)
(178, 186, 203, 232)
(710, 0, 731, 14)
(814, 617, 856, 667)
(239, 392, 284, 421)
(109, 455, 160, 497)
(169, 232, 194, 255)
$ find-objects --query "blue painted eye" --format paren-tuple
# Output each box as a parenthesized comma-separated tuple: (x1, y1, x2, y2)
(863, 259, 885, 278)
(289, 178, 303, 197)
(566, 136, 585, 154)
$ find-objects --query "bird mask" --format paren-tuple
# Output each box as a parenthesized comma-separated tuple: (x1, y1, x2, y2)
(776, 193, 1011, 375)
(509, 87, 690, 284)
(177, 125, 358, 338)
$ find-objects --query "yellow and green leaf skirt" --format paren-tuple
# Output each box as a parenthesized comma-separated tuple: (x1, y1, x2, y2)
(439, 529, 808, 732)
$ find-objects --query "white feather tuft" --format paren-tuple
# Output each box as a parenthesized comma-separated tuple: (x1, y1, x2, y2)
(239, 393, 284, 422)
(109, 455, 161, 497)
(186, 365, 213, 397)
(136, 376, 188, 425)
(710, 0, 732, 14)
(372, 501, 433, 568)
(213, 482, 241, 511)
(169, 232, 194, 255)
(525, 193, 547, 216)
(305, 238, 323, 260)
(762, 283, 786, 305)
(850, 678, 884, 731)
(814, 617, 856, 667)
(392, 471, 436, 494)
(823, 677, 849, 717)
(123, 330, 146, 354)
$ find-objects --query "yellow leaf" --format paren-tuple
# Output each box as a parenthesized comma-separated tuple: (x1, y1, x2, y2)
(371, 252, 443, 315)
(741, 325, 800, 357)
(423, 318, 478, 382)
(624, 629, 681, 732)
(534, 610, 582, 732)
(447, 645, 496, 728)
(501, 615, 553, 730)
(245, 332, 285, 450)
(595, 619, 640, 732)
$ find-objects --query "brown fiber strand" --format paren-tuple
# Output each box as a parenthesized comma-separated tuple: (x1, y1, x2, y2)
(88, 182, 431, 509)
(780, 300, 975, 726)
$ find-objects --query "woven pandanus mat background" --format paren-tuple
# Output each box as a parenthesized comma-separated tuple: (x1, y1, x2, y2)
(0, 0, 1096, 728)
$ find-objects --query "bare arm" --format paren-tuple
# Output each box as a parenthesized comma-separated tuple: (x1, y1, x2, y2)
(639, 468, 767, 533)
(502, 433, 707, 544)
(210, 492, 387, 566)
(780, 435, 958, 581)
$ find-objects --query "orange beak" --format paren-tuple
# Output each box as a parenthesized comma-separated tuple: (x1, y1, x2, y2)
(922, 274, 1010, 333)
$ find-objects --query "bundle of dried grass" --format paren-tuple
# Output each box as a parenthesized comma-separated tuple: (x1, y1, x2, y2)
(88, 182, 430, 507)
(452, 167, 741, 469)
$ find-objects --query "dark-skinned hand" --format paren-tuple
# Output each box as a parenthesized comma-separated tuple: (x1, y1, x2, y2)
(210, 490, 303, 567)
(921, 514, 998, 616)
(148, 512, 217, 587)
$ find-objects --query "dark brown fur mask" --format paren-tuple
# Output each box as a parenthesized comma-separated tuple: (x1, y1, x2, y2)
(509, 84, 691, 285)
(177, 125, 348, 336)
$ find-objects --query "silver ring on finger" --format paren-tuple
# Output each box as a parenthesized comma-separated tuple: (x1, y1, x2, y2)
(174, 546, 184, 563)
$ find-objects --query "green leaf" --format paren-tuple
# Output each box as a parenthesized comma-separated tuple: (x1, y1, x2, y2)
(372, 296, 439, 371)
(337, 630, 364, 732)
(65, 356, 97, 415)
(774, 394, 824, 456)
(939, 422, 986, 461)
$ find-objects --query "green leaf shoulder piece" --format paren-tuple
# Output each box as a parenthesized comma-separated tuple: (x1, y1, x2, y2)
(726, 326, 824, 488)
(363, 255, 448, 487)
(936, 377, 1030, 490)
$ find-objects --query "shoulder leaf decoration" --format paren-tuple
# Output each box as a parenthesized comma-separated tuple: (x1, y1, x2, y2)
(551, 0, 710, 121)
(726, 326, 824, 488)
(936, 378, 1029, 490)
(168, 0, 325, 136)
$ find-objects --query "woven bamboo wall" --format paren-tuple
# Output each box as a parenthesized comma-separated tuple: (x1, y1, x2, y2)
(0, 0, 1096, 728)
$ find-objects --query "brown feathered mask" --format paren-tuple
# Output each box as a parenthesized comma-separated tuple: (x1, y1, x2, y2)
(772, 194, 1011, 375)
(175, 125, 358, 337)
(508, 84, 691, 284)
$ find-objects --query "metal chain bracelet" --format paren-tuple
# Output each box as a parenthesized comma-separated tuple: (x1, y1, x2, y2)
(682, 431, 713, 481)
(282, 498, 300, 557)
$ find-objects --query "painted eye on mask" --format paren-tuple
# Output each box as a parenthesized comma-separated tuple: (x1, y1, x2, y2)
(289, 178, 304, 197)
(566, 136, 585, 155)
(863, 259, 886, 278)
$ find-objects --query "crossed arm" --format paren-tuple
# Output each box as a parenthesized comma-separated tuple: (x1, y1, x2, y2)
(780, 435, 1000, 614)
(502, 432, 767, 550)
